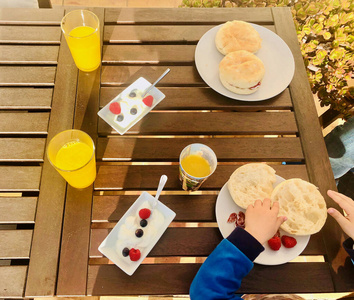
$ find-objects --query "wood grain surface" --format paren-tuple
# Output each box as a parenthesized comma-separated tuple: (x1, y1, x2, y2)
(25, 8, 78, 296)
(100, 87, 293, 110)
(0, 138, 45, 162)
(0, 197, 37, 224)
(0, 88, 53, 110)
(96, 137, 304, 162)
(0, 230, 33, 259)
(0, 26, 61, 44)
(94, 164, 308, 190)
(56, 7, 105, 297)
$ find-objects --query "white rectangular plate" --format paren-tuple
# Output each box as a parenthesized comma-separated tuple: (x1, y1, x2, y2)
(98, 192, 176, 275)
(97, 77, 165, 135)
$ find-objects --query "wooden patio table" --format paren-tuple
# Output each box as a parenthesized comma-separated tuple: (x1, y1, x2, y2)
(0, 6, 353, 298)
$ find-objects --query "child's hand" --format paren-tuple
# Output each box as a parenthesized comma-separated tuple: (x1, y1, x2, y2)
(244, 198, 287, 245)
(327, 190, 354, 240)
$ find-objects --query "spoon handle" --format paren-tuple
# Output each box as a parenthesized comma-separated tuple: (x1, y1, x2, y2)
(142, 68, 170, 97)
(153, 175, 168, 207)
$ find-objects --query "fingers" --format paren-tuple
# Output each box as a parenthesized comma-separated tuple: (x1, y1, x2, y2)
(254, 199, 262, 208)
(328, 207, 352, 233)
(275, 215, 287, 229)
(263, 198, 271, 209)
(327, 190, 354, 216)
(271, 201, 279, 214)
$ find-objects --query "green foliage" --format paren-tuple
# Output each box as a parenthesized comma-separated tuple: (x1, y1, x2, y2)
(180, 0, 354, 120)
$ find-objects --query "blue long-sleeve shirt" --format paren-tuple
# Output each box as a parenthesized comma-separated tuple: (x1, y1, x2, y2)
(190, 227, 264, 300)
(190, 228, 354, 300)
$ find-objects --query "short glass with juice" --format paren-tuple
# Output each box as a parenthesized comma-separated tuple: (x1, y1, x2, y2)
(179, 143, 217, 191)
(47, 129, 96, 189)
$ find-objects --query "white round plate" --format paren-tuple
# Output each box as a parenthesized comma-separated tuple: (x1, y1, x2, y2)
(195, 23, 295, 101)
(215, 175, 310, 265)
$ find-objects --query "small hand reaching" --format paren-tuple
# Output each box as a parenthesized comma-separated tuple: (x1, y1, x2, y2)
(244, 198, 287, 245)
(327, 190, 354, 240)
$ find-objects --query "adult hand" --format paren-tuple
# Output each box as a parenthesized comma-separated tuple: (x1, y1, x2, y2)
(327, 190, 354, 240)
(244, 198, 287, 245)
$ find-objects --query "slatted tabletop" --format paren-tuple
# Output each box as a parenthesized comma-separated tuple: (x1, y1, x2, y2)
(0, 6, 353, 298)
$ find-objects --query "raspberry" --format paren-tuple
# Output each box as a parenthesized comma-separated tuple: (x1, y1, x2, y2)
(142, 95, 154, 107)
(268, 236, 281, 251)
(281, 235, 297, 248)
(109, 102, 121, 114)
(139, 208, 151, 219)
(129, 248, 141, 261)
(227, 213, 237, 223)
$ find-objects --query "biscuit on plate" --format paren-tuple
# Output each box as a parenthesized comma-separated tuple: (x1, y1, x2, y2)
(219, 50, 265, 94)
(215, 20, 262, 55)
(227, 163, 276, 209)
(271, 178, 327, 235)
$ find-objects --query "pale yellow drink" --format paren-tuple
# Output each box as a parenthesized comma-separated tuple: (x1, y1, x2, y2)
(47, 130, 96, 189)
(61, 10, 101, 72)
(181, 154, 211, 178)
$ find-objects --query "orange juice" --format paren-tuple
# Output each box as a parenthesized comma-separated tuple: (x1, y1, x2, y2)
(54, 140, 96, 188)
(181, 154, 211, 178)
(66, 25, 100, 72)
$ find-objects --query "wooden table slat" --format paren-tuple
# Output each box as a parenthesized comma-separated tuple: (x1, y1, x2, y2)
(104, 25, 276, 43)
(0, 88, 53, 110)
(0, 138, 45, 162)
(272, 7, 349, 292)
(104, 8, 274, 24)
(0, 230, 32, 259)
(0, 8, 64, 24)
(90, 227, 326, 258)
(0, 112, 49, 134)
(103, 44, 195, 64)
(87, 263, 333, 295)
(98, 112, 298, 135)
(90, 227, 222, 258)
(101, 66, 203, 86)
(0, 45, 59, 64)
(25, 7, 79, 296)
(0, 26, 61, 44)
(56, 7, 104, 297)
(97, 137, 304, 162)
(0, 166, 41, 191)
(92, 195, 217, 223)
(94, 164, 308, 191)
(100, 87, 293, 110)
(0, 197, 37, 224)
(0, 266, 27, 297)
(0, 66, 56, 86)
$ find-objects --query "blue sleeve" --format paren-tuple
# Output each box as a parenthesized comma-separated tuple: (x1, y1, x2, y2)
(343, 238, 354, 264)
(190, 227, 266, 300)
(190, 239, 252, 300)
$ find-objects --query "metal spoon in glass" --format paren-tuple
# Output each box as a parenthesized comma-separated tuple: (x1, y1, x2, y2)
(142, 68, 171, 98)
(153, 175, 168, 208)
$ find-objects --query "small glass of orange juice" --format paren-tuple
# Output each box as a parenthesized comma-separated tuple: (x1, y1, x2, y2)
(61, 10, 101, 72)
(179, 144, 217, 191)
(47, 129, 96, 189)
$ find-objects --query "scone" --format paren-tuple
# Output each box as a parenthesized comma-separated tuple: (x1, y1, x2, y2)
(271, 178, 327, 235)
(215, 20, 262, 55)
(219, 50, 265, 94)
(227, 163, 276, 209)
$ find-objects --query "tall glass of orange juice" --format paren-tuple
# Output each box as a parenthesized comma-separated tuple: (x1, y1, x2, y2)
(179, 144, 217, 191)
(61, 10, 101, 72)
(47, 129, 96, 189)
